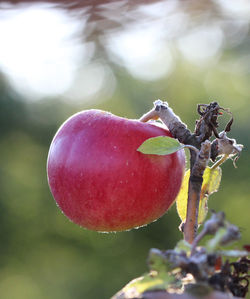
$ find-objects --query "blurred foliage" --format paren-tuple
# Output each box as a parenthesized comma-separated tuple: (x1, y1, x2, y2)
(0, 1, 250, 299)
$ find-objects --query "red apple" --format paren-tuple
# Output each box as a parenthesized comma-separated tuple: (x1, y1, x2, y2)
(47, 109, 185, 232)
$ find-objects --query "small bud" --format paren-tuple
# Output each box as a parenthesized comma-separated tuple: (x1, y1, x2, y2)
(220, 224, 241, 245)
(203, 211, 225, 235)
(154, 99, 165, 108)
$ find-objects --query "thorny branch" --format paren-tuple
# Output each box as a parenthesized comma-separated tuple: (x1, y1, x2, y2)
(140, 100, 243, 244)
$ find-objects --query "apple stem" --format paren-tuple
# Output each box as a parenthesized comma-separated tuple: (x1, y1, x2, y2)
(139, 108, 159, 122)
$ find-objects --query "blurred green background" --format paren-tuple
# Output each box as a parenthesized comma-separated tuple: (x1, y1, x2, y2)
(0, 1, 249, 298)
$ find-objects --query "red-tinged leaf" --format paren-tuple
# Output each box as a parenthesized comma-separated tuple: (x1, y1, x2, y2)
(243, 245, 250, 252)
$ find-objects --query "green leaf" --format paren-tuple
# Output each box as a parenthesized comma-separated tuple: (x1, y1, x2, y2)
(174, 240, 192, 254)
(176, 169, 190, 224)
(176, 167, 222, 225)
(119, 272, 175, 297)
(113, 249, 178, 298)
(202, 166, 222, 197)
(137, 136, 184, 155)
(206, 227, 227, 253)
(199, 166, 222, 223)
(148, 248, 170, 273)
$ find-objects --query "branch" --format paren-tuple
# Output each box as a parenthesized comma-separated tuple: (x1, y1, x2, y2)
(141, 290, 235, 299)
(184, 140, 211, 243)
(115, 102, 244, 299)
(140, 100, 220, 244)
(146, 100, 196, 146)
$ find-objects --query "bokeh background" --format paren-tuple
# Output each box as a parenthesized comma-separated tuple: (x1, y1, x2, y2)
(0, 1, 249, 298)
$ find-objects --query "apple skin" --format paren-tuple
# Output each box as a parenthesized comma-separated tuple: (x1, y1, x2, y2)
(47, 109, 185, 232)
